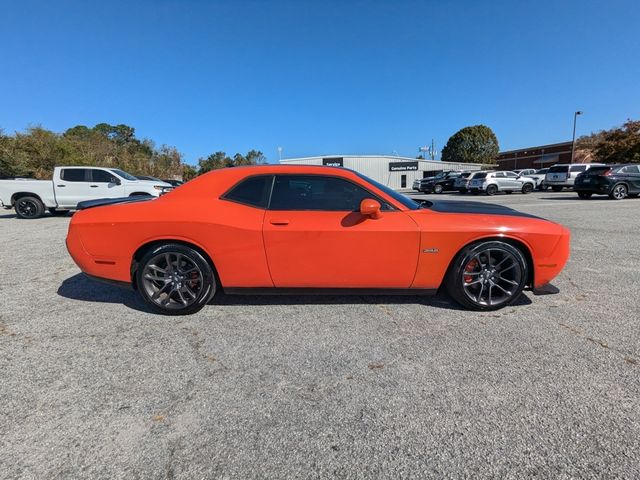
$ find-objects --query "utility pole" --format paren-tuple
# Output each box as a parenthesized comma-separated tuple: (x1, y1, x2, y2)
(571, 111, 583, 163)
(277, 146, 283, 162)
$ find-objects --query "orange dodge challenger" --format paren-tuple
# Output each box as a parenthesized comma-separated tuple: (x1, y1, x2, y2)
(66, 165, 570, 315)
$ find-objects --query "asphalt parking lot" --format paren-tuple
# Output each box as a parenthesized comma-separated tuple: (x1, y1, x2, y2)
(1, 190, 639, 479)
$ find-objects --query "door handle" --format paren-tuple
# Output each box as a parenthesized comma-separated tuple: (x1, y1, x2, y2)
(57, 184, 66, 187)
(269, 219, 289, 226)
(90, 185, 99, 188)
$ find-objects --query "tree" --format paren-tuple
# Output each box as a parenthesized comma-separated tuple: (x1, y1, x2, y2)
(576, 119, 640, 163)
(197, 149, 267, 174)
(441, 125, 499, 164)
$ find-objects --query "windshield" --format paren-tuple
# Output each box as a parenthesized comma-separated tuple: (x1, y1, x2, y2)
(355, 172, 421, 210)
(110, 169, 138, 181)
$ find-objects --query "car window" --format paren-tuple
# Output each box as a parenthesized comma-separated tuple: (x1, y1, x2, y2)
(548, 166, 568, 173)
(61, 169, 89, 182)
(570, 165, 587, 172)
(223, 175, 273, 208)
(619, 165, 639, 174)
(92, 169, 118, 183)
(495, 172, 505, 178)
(109, 169, 138, 181)
(505, 172, 517, 177)
(270, 175, 386, 211)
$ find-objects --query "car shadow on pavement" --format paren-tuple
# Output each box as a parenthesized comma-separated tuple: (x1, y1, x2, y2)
(57, 273, 152, 313)
(538, 196, 611, 201)
(57, 273, 533, 313)
(0, 212, 17, 219)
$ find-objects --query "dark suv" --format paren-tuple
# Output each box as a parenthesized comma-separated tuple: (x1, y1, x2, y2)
(418, 171, 462, 194)
(574, 164, 640, 200)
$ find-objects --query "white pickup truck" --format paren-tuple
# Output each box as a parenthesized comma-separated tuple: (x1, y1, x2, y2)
(0, 166, 172, 219)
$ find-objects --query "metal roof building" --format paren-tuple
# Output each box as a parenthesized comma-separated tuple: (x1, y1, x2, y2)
(279, 155, 483, 190)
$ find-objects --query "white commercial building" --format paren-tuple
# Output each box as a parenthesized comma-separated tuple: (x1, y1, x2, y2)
(279, 155, 483, 190)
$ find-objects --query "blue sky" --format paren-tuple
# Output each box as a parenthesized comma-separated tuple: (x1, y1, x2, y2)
(1, 0, 638, 164)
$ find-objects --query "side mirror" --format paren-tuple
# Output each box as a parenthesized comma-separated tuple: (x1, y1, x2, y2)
(360, 198, 382, 219)
(112, 178, 121, 185)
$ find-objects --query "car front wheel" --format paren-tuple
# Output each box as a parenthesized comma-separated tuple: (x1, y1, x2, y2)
(522, 183, 533, 194)
(486, 185, 498, 196)
(434, 184, 444, 194)
(445, 241, 528, 311)
(136, 244, 216, 315)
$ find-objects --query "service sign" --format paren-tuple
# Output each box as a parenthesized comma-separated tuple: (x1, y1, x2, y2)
(322, 157, 343, 167)
(389, 161, 419, 172)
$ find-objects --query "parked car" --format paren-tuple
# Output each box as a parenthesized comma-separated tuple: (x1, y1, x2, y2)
(454, 171, 486, 193)
(418, 171, 462, 193)
(523, 168, 549, 190)
(412, 177, 423, 191)
(545, 163, 604, 191)
(513, 169, 537, 176)
(66, 164, 570, 314)
(468, 171, 536, 195)
(163, 179, 184, 187)
(573, 164, 640, 200)
(0, 166, 172, 219)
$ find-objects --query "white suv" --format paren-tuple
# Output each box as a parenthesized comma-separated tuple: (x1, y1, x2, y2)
(468, 171, 536, 196)
(545, 163, 605, 191)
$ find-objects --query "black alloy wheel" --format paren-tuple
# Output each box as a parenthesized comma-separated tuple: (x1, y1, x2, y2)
(445, 241, 528, 311)
(434, 184, 444, 194)
(486, 185, 498, 196)
(522, 183, 533, 194)
(609, 184, 627, 200)
(15, 196, 44, 219)
(136, 244, 216, 315)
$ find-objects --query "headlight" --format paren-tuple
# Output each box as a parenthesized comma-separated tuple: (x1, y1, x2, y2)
(153, 185, 164, 190)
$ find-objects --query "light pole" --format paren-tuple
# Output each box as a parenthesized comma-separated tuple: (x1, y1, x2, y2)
(571, 111, 583, 163)
(277, 146, 283, 162)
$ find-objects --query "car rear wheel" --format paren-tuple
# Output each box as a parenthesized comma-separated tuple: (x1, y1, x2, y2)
(577, 192, 592, 199)
(486, 185, 498, 196)
(445, 241, 527, 311)
(609, 184, 627, 200)
(551, 186, 563, 192)
(434, 184, 444, 194)
(522, 183, 533, 194)
(15, 196, 45, 219)
(136, 244, 216, 315)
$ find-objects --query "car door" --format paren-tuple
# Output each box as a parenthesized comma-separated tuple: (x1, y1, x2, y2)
(620, 165, 640, 192)
(493, 172, 506, 190)
(56, 168, 90, 207)
(262, 174, 420, 288)
(87, 169, 127, 200)
(504, 171, 520, 189)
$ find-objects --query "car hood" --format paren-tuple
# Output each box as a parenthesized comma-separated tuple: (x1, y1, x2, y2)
(414, 200, 544, 220)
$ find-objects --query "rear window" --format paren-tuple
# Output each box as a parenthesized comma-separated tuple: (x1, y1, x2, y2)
(223, 175, 273, 208)
(61, 169, 88, 182)
(570, 165, 587, 172)
(548, 166, 568, 173)
(460, 172, 472, 178)
(473, 172, 488, 179)
(587, 166, 612, 175)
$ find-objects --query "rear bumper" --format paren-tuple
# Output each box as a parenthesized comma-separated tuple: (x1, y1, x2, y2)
(574, 183, 611, 194)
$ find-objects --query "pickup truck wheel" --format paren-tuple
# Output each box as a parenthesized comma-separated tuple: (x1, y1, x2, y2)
(136, 244, 216, 315)
(486, 185, 498, 196)
(15, 196, 45, 219)
(521, 183, 533, 194)
(48, 208, 69, 216)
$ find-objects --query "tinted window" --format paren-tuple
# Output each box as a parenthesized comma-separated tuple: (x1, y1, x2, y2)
(570, 165, 587, 172)
(505, 172, 517, 177)
(588, 166, 612, 175)
(61, 169, 88, 182)
(536, 169, 548, 174)
(354, 172, 419, 210)
(110, 169, 137, 181)
(92, 169, 118, 183)
(270, 175, 383, 211)
(224, 175, 272, 208)
(620, 165, 640, 174)
(495, 172, 505, 178)
(548, 166, 569, 173)
(473, 172, 488, 179)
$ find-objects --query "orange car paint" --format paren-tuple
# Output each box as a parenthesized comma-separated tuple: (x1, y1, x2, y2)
(66, 165, 570, 291)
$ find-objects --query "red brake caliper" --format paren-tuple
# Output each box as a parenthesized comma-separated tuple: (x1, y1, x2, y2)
(464, 259, 478, 284)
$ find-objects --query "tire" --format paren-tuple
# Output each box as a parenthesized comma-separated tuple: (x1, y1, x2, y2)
(486, 185, 498, 196)
(48, 208, 69, 216)
(15, 196, 45, 219)
(136, 244, 216, 315)
(577, 192, 592, 199)
(445, 241, 528, 311)
(434, 184, 444, 194)
(551, 186, 563, 192)
(521, 183, 533, 194)
(609, 183, 627, 200)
